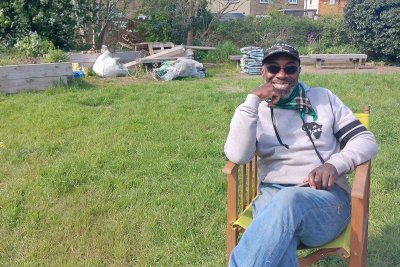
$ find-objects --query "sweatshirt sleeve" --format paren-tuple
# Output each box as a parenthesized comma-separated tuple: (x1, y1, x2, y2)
(325, 91, 378, 175)
(224, 94, 261, 164)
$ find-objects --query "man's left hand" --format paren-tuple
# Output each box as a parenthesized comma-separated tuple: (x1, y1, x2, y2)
(304, 163, 338, 190)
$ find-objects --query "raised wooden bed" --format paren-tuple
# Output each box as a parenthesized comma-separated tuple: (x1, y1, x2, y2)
(0, 62, 72, 93)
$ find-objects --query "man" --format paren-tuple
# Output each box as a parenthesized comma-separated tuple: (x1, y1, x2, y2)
(224, 43, 378, 266)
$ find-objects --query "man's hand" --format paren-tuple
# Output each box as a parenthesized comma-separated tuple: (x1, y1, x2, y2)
(252, 82, 281, 107)
(304, 163, 338, 190)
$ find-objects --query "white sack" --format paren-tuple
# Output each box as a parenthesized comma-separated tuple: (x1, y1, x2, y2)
(92, 50, 128, 77)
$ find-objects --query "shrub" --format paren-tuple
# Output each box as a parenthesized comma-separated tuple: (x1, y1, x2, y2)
(297, 43, 360, 55)
(345, 0, 400, 62)
(316, 16, 351, 47)
(45, 49, 69, 63)
(204, 13, 320, 50)
(202, 41, 240, 63)
(14, 33, 55, 57)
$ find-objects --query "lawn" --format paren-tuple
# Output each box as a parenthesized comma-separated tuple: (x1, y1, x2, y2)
(0, 65, 399, 266)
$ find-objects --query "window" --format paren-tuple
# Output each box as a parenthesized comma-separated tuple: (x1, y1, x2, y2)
(288, 0, 297, 4)
(259, 0, 270, 3)
(329, 0, 335, 4)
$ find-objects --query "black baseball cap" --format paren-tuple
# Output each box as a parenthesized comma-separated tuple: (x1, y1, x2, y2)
(262, 43, 300, 65)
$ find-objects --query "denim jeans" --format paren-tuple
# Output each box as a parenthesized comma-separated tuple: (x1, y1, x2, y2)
(229, 183, 351, 267)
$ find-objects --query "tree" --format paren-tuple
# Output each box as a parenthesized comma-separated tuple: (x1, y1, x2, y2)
(136, 0, 247, 45)
(345, 0, 400, 62)
(136, 0, 207, 45)
(1, 0, 131, 50)
(0, 0, 76, 49)
(71, 0, 129, 49)
(201, 0, 249, 41)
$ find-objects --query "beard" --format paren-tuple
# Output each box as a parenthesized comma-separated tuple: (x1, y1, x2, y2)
(272, 81, 298, 99)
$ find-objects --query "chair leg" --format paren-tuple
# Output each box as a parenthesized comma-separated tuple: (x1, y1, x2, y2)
(226, 226, 238, 264)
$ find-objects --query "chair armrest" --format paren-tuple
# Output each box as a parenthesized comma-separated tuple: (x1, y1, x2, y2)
(349, 160, 371, 266)
(223, 160, 239, 175)
(351, 161, 371, 199)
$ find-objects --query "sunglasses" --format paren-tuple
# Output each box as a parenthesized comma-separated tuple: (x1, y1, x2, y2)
(266, 65, 298, 74)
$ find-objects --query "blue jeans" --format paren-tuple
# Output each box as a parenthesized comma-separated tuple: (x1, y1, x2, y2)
(229, 183, 351, 267)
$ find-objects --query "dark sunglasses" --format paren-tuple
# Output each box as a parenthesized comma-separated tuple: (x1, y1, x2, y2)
(266, 65, 298, 74)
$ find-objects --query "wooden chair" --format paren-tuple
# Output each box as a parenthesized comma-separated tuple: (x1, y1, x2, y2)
(223, 106, 372, 266)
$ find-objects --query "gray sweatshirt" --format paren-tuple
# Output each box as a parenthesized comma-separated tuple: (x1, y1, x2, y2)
(224, 82, 378, 193)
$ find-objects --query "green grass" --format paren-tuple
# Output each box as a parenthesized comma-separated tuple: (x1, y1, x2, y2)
(1, 65, 399, 266)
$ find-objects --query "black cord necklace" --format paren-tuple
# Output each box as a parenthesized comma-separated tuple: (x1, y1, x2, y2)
(270, 107, 325, 164)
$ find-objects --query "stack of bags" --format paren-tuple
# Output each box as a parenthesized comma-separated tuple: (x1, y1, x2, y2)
(239, 47, 264, 75)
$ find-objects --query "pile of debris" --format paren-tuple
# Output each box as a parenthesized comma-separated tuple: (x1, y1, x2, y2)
(239, 46, 264, 75)
(123, 43, 194, 69)
(153, 58, 206, 81)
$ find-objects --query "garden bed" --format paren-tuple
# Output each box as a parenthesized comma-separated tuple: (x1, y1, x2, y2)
(0, 62, 72, 93)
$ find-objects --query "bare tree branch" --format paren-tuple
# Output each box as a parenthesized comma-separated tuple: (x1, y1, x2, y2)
(201, 0, 249, 40)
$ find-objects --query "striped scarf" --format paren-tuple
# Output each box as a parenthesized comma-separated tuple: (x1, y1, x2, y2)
(274, 83, 317, 121)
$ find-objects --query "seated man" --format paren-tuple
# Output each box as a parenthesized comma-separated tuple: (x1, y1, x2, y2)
(224, 43, 378, 267)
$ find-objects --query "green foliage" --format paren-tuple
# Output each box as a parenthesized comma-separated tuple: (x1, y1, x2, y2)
(1, 0, 129, 50)
(72, 0, 130, 49)
(136, 0, 212, 45)
(14, 33, 55, 57)
(45, 48, 69, 63)
(202, 41, 240, 63)
(296, 16, 359, 55)
(0, 0, 76, 49)
(205, 14, 319, 49)
(316, 16, 351, 47)
(298, 43, 360, 55)
(0, 47, 25, 65)
(345, 0, 400, 62)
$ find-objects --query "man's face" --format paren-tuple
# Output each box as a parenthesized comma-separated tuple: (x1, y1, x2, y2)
(261, 54, 301, 98)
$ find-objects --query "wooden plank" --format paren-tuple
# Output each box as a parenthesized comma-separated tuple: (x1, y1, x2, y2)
(229, 55, 242, 61)
(113, 51, 145, 63)
(309, 54, 367, 60)
(138, 57, 187, 64)
(143, 45, 186, 60)
(123, 61, 140, 68)
(0, 63, 72, 79)
(123, 45, 189, 68)
(299, 55, 316, 66)
(184, 45, 217, 51)
(68, 51, 145, 68)
(0, 76, 69, 93)
(67, 53, 100, 62)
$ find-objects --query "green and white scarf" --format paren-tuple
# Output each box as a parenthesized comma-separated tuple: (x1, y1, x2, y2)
(274, 83, 317, 121)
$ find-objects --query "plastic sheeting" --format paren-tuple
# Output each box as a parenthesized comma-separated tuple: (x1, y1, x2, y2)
(239, 46, 263, 75)
(153, 58, 206, 81)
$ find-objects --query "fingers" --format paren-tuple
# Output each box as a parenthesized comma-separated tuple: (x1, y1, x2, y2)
(252, 82, 281, 103)
(306, 163, 338, 190)
(267, 95, 281, 107)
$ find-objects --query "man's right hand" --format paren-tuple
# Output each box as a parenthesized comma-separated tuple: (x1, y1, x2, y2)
(252, 82, 281, 107)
